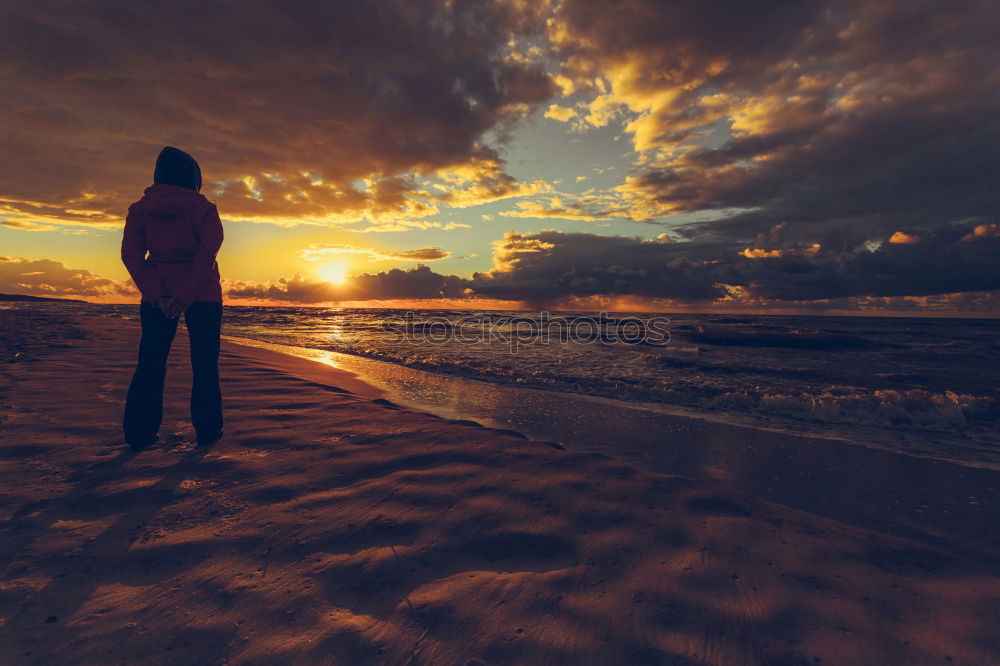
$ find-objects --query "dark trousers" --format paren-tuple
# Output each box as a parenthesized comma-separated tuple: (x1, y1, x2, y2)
(124, 301, 223, 444)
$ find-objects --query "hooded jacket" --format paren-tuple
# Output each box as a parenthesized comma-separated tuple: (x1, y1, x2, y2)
(121, 183, 224, 306)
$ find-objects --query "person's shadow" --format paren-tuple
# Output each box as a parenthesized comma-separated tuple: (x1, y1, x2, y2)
(1, 441, 223, 663)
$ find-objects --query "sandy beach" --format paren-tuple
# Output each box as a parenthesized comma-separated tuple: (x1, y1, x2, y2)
(1, 312, 998, 665)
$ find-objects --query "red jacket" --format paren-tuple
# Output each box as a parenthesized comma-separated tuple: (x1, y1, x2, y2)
(122, 183, 224, 306)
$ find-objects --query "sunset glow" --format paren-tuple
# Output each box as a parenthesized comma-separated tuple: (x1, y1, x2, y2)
(0, 1, 996, 315)
(317, 260, 349, 285)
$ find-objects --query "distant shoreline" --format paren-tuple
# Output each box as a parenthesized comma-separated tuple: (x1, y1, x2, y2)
(0, 293, 88, 304)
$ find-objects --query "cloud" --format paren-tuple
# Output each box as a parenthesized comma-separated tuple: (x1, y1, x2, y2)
(963, 223, 1000, 242)
(227, 264, 468, 303)
(0, 219, 58, 232)
(467, 222, 1000, 305)
(223, 219, 1000, 309)
(427, 147, 554, 208)
(888, 231, 921, 246)
(300, 244, 451, 262)
(544, 104, 577, 122)
(499, 193, 630, 221)
(0, 257, 135, 298)
(548, 0, 1000, 241)
(0, 0, 556, 229)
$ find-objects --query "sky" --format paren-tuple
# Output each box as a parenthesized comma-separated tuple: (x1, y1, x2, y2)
(1, 0, 998, 314)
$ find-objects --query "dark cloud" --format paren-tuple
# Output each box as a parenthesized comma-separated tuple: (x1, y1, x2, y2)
(0, 257, 135, 298)
(233, 221, 1000, 307)
(227, 264, 467, 303)
(0, 0, 555, 227)
(468, 224, 1000, 305)
(472, 231, 723, 302)
(550, 0, 1000, 243)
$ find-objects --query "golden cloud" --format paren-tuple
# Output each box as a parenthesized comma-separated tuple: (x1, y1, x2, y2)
(0, 1, 556, 230)
(300, 244, 451, 263)
(0, 257, 135, 299)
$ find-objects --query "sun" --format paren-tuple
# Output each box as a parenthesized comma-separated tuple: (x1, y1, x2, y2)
(318, 260, 349, 284)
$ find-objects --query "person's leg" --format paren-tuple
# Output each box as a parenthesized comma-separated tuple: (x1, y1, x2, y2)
(123, 302, 178, 446)
(185, 301, 223, 443)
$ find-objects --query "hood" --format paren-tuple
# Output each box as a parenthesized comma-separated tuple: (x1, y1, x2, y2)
(154, 146, 202, 191)
(138, 183, 208, 218)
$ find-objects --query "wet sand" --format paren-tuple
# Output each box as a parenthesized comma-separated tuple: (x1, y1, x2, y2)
(0, 314, 997, 664)
(226, 336, 1000, 564)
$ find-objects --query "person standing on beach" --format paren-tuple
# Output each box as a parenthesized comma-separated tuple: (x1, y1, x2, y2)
(121, 146, 224, 450)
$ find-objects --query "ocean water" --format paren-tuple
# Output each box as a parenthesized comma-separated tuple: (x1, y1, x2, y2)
(9, 302, 998, 454)
(207, 306, 998, 447)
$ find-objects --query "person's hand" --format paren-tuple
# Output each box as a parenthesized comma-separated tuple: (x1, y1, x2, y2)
(154, 297, 174, 318)
(167, 299, 184, 319)
(155, 296, 184, 319)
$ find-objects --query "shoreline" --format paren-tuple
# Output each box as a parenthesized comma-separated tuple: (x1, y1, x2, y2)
(217, 331, 997, 471)
(1, 312, 998, 663)
(219, 334, 1000, 563)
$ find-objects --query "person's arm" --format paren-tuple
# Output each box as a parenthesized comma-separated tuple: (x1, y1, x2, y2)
(171, 203, 224, 309)
(121, 204, 167, 301)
